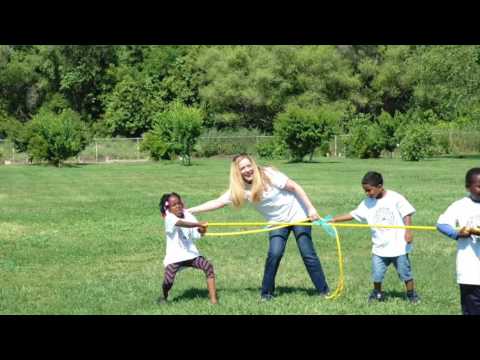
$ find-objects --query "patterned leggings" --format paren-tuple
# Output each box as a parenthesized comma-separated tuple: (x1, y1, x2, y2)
(163, 256, 215, 294)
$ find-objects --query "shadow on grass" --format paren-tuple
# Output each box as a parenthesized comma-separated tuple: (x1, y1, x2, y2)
(227, 286, 320, 297)
(172, 288, 210, 302)
(29, 163, 84, 168)
(437, 154, 480, 160)
(172, 285, 321, 302)
(282, 160, 342, 165)
(275, 286, 321, 296)
(382, 289, 407, 300)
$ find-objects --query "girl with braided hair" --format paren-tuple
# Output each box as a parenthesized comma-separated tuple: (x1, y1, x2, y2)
(158, 192, 217, 304)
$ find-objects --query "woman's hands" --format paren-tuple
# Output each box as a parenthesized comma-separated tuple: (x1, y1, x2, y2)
(308, 210, 320, 222)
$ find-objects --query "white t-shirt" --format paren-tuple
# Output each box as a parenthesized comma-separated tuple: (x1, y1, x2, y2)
(350, 189, 416, 257)
(218, 167, 309, 223)
(163, 210, 201, 267)
(437, 196, 480, 285)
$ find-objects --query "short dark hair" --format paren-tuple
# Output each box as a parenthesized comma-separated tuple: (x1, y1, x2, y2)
(465, 168, 480, 187)
(362, 171, 383, 187)
(159, 192, 182, 217)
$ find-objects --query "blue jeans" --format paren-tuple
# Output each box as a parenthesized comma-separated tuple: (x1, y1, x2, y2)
(460, 284, 480, 315)
(371, 254, 413, 283)
(261, 225, 329, 297)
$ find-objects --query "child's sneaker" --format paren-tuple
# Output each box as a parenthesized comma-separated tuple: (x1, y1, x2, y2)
(156, 296, 167, 305)
(368, 290, 385, 303)
(319, 291, 331, 299)
(261, 294, 275, 302)
(406, 291, 421, 304)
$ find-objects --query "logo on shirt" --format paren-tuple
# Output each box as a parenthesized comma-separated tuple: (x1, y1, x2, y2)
(177, 228, 192, 249)
(466, 214, 480, 228)
(373, 207, 396, 226)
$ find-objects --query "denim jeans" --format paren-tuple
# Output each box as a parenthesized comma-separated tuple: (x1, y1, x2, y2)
(261, 225, 329, 297)
(459, 284, 480, 315)
(371, 254, 413, 283)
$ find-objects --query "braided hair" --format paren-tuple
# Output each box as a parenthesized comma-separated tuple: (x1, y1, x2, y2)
(159, 192, 183, 218)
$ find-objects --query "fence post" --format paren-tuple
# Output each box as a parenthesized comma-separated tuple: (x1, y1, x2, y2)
(12, 143, 15, 163)
(136, 138, 140, 160)
(449, 129, 453, 153)
(334, 135, 337, 157)
(95, 140, 98, 163)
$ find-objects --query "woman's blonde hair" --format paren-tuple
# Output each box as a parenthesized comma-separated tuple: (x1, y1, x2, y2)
(229, 154, 271, 208)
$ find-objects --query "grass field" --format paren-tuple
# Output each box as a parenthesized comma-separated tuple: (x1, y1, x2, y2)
(1, 156, 478, 315)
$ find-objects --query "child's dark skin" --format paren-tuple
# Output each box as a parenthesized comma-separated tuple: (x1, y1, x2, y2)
(458, 174, 480, 237)
(164, 195, 216, 304)
(168, 195, 208, 233)
(332, 183, 415, 294)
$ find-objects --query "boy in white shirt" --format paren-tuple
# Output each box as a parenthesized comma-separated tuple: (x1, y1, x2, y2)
(437, 167, 480, 315)
(332, 171, 420, 303)
(158, 192, 217, 305)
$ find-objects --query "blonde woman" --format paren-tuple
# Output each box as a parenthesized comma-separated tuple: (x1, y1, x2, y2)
(188, 154, 329, 301)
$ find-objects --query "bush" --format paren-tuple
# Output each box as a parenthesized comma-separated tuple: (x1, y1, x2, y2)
(273, 105, 335, 162)
(398, 124, 434, 161)
(255, 138, 288, 159)
(194, 128, 263, 158)
(25, 109, 90, 166)
(194, 141, 220, 157)
(141, 102, 203, 165)
(140, 132, 172, 161)
(195, 141, 249, 158)
(346, 114, 385, 159)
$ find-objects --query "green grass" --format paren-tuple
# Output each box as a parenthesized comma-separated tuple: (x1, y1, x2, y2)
(0, 157, 474, 314)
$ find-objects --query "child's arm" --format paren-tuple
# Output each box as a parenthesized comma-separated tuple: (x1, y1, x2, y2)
(436, 202, 472, 240)
(331, 214, 354, 223)
(403, 214, 413, 244)
(436, 224, 471, 240)
(175, 219, 208, 234)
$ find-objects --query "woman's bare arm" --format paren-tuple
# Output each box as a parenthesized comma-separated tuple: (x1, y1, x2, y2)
(187, 198, 226, 214)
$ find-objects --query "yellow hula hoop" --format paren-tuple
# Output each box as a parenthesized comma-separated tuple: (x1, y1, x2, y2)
(205, 218, 347, 300)
(206, 222, 437, 233)
(203, 219, 442, 300)
(325, 225, 344, 300)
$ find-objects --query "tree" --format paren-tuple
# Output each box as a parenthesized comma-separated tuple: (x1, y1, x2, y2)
(160, 46, 204, 106)
(0, 46, 48, 121)
(408, 45, 480, 121)
(56, 45, 118, 121)
(372, 45, 416, 115)
(103, 76, 165, 137)
(196, 45, 360, 133)
(273, 104, 335, 162)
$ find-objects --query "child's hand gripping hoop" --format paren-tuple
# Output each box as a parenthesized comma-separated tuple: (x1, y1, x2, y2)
(469, 227, 480, 236)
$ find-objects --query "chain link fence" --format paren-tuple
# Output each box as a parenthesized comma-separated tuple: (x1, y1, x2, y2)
(1, 130, 480, 164)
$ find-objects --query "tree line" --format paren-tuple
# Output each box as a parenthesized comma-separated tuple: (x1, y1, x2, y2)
(1, 45, 480, 165)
